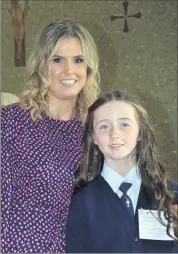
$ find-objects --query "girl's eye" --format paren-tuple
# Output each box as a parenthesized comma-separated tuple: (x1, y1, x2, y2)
(99, 125, 109, 130)
(74, 58, 84, 63)
(53, 58, 63, 63)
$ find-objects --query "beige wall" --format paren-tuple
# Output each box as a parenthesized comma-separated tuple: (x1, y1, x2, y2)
(2, 0, 177, 179)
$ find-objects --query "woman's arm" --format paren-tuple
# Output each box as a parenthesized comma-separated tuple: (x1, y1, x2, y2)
(1, 105, 18, 250)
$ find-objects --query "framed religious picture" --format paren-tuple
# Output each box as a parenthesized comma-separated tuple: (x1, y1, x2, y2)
(4, 0, 29, 67)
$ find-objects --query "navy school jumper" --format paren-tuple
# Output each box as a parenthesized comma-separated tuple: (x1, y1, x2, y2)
(66, 175, 178, 253)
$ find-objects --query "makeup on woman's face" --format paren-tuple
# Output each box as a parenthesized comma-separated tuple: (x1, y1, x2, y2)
(48, 37, 88, 102)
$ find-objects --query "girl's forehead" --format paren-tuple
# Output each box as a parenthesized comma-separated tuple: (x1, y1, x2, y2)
(93, 101, 138, 120)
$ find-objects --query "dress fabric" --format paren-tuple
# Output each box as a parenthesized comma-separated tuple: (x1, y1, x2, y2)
(1, 103, 84, 253)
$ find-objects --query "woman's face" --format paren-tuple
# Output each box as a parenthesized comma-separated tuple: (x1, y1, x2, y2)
(48, 37, 88, 103)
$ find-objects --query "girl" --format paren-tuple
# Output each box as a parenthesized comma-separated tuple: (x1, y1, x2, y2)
(66, 90, 178, 253)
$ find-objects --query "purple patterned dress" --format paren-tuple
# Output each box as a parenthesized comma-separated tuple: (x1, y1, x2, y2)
(1, 103, 84, 253)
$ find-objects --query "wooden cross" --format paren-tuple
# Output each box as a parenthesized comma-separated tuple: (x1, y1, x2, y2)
(110, 0, 142, 33)
(6, 0, 29, 67)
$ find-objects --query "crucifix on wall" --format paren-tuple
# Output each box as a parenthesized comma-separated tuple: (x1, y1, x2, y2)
(5, 0, 29, 67)
(110, 0, 142, 33)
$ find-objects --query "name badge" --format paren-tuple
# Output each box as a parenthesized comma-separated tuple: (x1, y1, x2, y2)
(138, 209, 175, 241)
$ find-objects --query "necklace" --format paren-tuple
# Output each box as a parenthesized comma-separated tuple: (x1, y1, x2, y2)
(126, 199, 130, 207)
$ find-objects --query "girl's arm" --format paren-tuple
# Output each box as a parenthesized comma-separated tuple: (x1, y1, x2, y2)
(65, 192, 91, 253)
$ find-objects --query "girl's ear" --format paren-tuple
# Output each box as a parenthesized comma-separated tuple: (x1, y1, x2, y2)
(93, 134, 98, 145)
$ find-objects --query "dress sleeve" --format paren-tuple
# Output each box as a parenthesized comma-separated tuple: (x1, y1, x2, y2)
(1, 106, 18, 249)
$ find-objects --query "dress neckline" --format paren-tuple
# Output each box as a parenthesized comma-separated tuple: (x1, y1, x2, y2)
(41, 112, 82, 124)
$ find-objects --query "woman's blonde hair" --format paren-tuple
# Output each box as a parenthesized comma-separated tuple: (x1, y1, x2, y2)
(21, 19, 100, 121)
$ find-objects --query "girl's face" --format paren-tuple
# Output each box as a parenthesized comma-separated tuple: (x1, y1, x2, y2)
(93, 100, 140, 167)
(48, 37, 88, 103)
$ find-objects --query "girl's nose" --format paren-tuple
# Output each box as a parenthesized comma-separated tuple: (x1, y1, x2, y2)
(110, 127, 120, 139)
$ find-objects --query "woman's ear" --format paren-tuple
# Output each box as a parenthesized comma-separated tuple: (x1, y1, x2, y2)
(137, 136, 141, 142)
(87, 67, 92, 76)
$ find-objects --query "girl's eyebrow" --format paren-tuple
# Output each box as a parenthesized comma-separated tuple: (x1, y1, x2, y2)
(118, 117, 132, 121)
(95, 119, 109, 124)
(95, 117, 132, 124)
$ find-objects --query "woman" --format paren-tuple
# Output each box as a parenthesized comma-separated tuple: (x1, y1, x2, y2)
(1, 19, 100, 253)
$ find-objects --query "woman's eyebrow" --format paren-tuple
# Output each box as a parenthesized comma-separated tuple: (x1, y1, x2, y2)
(52, 54, 84, 58)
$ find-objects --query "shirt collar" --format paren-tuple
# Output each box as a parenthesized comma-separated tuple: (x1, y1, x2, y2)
(101, 161, 141, 193)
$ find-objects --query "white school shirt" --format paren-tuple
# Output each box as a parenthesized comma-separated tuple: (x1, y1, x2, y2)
(101, 161, 141, 213)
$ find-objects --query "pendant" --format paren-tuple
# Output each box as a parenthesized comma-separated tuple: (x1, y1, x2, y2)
(126, 199, 130, 207)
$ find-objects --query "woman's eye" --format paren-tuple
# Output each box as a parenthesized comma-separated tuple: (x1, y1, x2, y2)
(53, 58, 63, 63)
(74, 58, 84, 63)
(120, 123, 129, 127)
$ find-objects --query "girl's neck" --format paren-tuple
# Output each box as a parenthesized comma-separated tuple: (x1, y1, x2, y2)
(105, 156, 136, 177)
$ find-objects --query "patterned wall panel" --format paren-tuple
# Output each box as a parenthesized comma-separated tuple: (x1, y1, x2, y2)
(1, 0, 177, 179)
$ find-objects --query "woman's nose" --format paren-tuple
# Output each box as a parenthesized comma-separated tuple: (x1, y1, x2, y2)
(64, 61, 74, 74)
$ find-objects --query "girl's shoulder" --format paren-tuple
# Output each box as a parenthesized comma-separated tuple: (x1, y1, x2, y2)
(72, 176, 101, 202)
(167, 179, 178, 204)
(167, 179, 178, 191)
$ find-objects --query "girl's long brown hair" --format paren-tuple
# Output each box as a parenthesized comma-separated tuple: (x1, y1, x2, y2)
(75, 90, 178, 241)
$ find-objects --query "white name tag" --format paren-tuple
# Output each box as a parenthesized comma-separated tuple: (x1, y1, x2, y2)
(138, 209, 175, 241)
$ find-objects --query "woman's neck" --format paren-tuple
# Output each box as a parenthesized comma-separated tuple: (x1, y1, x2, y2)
(48, 96, 77, 121)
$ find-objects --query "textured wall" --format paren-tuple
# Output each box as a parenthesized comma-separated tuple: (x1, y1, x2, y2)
(1, 0, 177, 179)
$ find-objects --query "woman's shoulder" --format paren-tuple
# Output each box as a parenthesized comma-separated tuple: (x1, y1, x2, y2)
(2, 102, 23, 114)
(80, 113, 87, 125)
(1, 102, 30, 125)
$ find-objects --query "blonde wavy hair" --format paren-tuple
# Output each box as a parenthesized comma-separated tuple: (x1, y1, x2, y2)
(21, 19, 100, 121)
